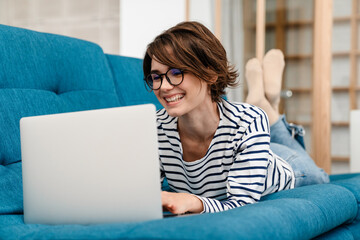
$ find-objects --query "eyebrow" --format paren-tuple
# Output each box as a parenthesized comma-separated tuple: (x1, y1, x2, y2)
(150, 68, 171, 74)
(150, 70, 161, 74)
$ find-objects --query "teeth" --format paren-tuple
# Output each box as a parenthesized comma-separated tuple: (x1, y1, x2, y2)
(165, 94, 184, 102)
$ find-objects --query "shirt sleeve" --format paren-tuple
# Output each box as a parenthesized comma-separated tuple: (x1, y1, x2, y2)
(160, 159, 165, 185)
(157, 115, 166, 186)
(196, 112, 271, 213)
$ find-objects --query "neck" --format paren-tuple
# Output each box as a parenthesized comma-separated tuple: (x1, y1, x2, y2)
(178, 100, 220, 141)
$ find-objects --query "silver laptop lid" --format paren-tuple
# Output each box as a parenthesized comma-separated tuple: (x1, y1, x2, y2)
(21, 104, 162, 224)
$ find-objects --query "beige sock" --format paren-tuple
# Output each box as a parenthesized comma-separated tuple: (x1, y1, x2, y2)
(262, 49, 285, 112)
(245, 57, 280, 125)
(245, 58, 265, 105)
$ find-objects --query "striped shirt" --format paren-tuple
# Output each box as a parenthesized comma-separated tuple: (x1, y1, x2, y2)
(157, 99, 295, 213)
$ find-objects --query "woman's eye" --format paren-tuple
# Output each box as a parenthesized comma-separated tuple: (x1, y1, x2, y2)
(152, 74, 161, 81)
(170, 69, 182, 76)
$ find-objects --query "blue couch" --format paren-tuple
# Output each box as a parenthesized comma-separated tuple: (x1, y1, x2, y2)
(0, 24, 359, 240)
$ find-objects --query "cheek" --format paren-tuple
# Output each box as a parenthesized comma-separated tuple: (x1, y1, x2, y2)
(198, 82, 211, 96)
(184, 77, 206, 93)
(153, 91, 164, 103)
(153, 90, 161, 99)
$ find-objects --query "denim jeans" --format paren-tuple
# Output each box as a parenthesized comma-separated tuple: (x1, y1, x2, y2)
(270, 115, 330, 187)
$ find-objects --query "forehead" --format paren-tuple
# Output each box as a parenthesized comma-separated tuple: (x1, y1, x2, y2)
(150, 57, 169, 72)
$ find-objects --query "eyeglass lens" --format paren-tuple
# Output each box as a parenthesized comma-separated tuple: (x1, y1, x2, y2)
(147, 68, 183, 90)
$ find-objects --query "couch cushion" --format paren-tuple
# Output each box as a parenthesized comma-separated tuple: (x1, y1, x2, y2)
(314, 220, 360, 240)
(331, 174, 360, 221)
(0, 181, 358, 239)
(261, 183, 358, 237)
(0, 162, 23, 214)
(0, 25, 120, 166)
(330, 173, 360, 182)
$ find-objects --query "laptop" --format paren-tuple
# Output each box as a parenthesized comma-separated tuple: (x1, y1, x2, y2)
(20, 104, 163, 224)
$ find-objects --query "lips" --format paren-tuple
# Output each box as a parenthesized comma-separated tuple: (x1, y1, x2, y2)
(164, 94, 185, 103)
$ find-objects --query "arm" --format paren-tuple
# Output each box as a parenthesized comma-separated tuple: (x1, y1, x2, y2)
(197, 113, 270, 213)
(162, 112, 271, 214)
(161, 191, 203, 214)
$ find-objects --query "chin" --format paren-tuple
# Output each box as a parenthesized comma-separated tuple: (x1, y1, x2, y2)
(162, 103, 187, 117)
(164, 108, 183, 118)
(159, 100, 185, 117)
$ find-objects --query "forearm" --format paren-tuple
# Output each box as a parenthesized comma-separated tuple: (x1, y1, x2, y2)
(161, 191, 204, 214)
(196, 196, 250, 213)
(161, 191, 254, 214)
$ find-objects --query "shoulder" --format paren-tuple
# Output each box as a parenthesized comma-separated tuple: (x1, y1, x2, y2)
(220, 99, 268, 126)
(156, 108, 177, 130)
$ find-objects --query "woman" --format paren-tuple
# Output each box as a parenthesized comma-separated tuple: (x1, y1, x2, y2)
(143, 21, 329, 215)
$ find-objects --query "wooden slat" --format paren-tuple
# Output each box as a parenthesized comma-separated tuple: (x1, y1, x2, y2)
(256, 0, 266, 60)
(289, 88, 312, 93)
(312, 0, 333, 174)
(333, 16, 352, 22)
(332, 156, 350, 163)
(215, 0, 222, 41)
(288, 87, 350, 93)
(185, 0, 190, 21)
(275, 0, 286, 50)
(332, 122, 350, 127)
(242, 0, 256, 60)
(242, 0, 255, 101)
(333, 52, 351, 57)
(276, 0, 286, 114)
(253, 20, 313, 29)
(285, 20, 313, 27)
(333, 87, 351, 91)
(350, 0, 358, 110)
(285, 54, 312, 60)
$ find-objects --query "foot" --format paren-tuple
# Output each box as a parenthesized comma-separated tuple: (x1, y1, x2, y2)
(245, 58, 266, 106)
(245, 57, 280, 125)
(262, 49, 285, 112)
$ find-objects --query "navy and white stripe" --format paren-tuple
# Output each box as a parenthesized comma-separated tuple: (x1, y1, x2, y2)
(157, 99, 295, 213)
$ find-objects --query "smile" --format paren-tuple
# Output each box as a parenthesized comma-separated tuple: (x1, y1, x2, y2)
(164, 94, 185, 103)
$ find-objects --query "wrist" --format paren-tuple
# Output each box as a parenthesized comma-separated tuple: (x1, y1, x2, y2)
(188, 194, 204, 213)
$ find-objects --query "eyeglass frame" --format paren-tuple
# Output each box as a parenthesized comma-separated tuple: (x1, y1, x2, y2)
(144, 68, 185, 91)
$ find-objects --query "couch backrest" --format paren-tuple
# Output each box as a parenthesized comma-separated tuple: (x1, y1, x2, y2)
(0, 25, 120, 166)
(106, 54, 162, 110)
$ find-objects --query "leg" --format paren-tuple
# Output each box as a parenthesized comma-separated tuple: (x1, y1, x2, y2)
(270, 117, 330, 187)
(245, 49, 329, 187)
(270, 115, 305, 153)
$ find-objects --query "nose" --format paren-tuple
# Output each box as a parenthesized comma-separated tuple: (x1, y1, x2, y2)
(159, 76, 174, 91)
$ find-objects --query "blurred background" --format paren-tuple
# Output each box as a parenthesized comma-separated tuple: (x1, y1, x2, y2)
(1, 0, 359, 175)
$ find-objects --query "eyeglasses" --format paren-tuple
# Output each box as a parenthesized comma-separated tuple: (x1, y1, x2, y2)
(145, 68, 184, 90)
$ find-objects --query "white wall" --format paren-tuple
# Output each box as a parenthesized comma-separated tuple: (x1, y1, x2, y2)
(188, 0, 214, 29)
(119, 0, 185, 59)
(119, 0, 214, 59)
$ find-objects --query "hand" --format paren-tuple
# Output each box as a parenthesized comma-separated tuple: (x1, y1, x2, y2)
(161, 191, 204, 215)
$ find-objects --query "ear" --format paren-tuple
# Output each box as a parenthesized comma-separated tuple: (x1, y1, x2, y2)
(207, 76, 217, 94)
(210, 75, 218, 84)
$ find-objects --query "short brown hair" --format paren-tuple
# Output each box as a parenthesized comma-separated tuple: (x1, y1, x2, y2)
(143, 21, 238, 102)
